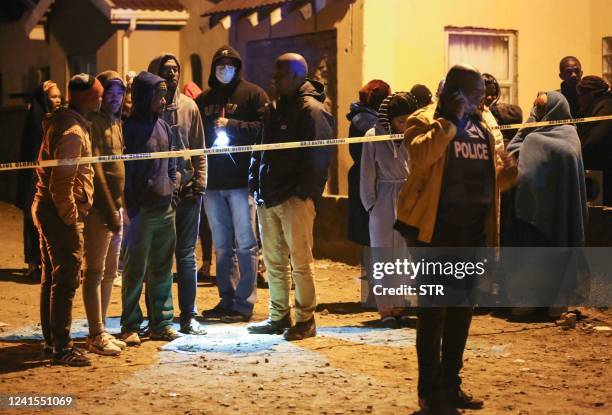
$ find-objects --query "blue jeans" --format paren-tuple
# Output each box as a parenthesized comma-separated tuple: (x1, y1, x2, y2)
(175, 195, 202, 325)
(204, 188, 257, 315)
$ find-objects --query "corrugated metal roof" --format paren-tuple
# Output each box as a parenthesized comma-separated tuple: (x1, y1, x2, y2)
(202, 0, 291, 17)
(109, 0, 186, 11)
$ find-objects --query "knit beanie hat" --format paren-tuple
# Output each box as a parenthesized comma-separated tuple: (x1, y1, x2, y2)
(377, 91, 419, 133)
(410, 84, 433, 109)
(359, 79, 391, 111)
(68, 73, 103, 108)
(577, 75, 610, 97)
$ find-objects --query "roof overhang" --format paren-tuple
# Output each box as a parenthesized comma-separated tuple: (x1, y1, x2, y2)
(91, 0, 189, 27)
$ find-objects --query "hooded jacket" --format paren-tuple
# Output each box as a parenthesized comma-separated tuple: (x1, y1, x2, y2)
(87, 71, 126, 231)
(345, 102, 379, 246)
(394, 103, 517, 246)
(34, 107, 94, 226)
(249, 79, 335, 207)
(577, 91, 612, 205)
(148, 53, 206, 192)
(123, 71, 177, 218)
(195, 45, 269, 190)
(507, 91, 587, 246)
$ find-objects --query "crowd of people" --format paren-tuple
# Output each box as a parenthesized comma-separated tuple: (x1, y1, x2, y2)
(14, 49, 610, 411)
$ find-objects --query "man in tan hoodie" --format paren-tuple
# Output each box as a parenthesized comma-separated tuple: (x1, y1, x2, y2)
(33, 73, 103, 367)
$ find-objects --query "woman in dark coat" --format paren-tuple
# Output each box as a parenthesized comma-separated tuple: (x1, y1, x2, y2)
(346, 80, 391, 246)
(16, 80, 62, 280)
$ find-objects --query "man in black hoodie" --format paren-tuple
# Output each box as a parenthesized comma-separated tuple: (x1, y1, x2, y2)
(148, 54, 206, 335)
(195, 46, 269, 322)
(247, 53, 334, 340)
(120, 72, 180, 345)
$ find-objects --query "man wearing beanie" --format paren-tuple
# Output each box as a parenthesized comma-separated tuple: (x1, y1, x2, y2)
(32, 73, 102, 366)
(120, 71, 180, 345)
(148, 53, 206, 335)
(577, 75, 612, 205)
(82, 71, 127, 356)
(195, 45, 270, 323)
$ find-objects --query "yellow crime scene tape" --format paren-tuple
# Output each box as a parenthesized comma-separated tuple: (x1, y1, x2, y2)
(1, 114, 611, 172)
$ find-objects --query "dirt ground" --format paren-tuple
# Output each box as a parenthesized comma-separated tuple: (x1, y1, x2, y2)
(0, 201, 610, 415)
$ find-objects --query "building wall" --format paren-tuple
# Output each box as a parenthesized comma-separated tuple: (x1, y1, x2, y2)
(121, 29, 181, 75)
(178, 0, 230, 89)
(363, 0, 599, 117)
(0, 18, 52, 106)
(589, 0, 612, 81)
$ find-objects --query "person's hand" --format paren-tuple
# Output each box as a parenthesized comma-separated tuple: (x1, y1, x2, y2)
(499, 150, 518, 171)
(214, 117, 229, 129)
(108, 210, 122, 233)
(444, 90, 468, 120)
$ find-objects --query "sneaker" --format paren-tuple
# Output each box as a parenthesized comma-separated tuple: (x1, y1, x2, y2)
(52, 348, 91, 367)
(150, 326, 181, 342)
(381, 316, 400, 329)
(113, 277, 122, 288)
(202, 303, 228, 320)
(105, 332, 127, 350)
(443, 387, 484, 409)
(87, 332, 122, 356)
(283, 316, 316, 341)
(180, 318, 207, 335)
(247, 313, 292, 334)
(119, 331, 141, 346)
(220, 310, 252, 323)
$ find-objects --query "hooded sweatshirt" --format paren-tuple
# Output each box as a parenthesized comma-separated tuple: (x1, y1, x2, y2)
(148, 53, 206, 191)
(87, 70, 125, 229)
(123, 71, 177, 219)
(34, 107, 94, 226)
(249, 79, 335, 207)
(195, 45, 269, 190)
(507, 91, 587, 246)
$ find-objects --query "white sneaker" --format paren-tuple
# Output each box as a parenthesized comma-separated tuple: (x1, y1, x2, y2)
(113, 277, 122, 288)
(104, 332, 127, 350)
(87, 332, 122, 356)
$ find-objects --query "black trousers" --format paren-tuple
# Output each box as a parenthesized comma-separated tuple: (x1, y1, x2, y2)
(412, 220, 484, 399)
(33, 201, 84, 352)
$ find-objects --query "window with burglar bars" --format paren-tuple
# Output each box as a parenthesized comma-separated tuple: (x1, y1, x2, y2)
(445, 27, 518, 105)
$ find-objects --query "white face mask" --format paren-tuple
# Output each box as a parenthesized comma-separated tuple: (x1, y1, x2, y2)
(215, 65, 236, 84)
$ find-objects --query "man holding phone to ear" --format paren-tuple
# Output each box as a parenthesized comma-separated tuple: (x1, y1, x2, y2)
(394, 64, 518, 412)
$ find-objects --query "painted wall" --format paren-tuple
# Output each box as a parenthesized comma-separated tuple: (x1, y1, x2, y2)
(363, 0, 599, 117)
(0, 18, 52, 106)
(121, 29, 181, 75)
(589, 0, 612, 81)
(178, 0, 230, 90)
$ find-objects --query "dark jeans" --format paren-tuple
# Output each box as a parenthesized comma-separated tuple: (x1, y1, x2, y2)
(33, 201, 84, 352)
(413, 220, 483, 399)
(121, 205, 176, 333)
(416, 307, 473, 398)
(175, 195, 202, 324)
(199, 198, 213, 263)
